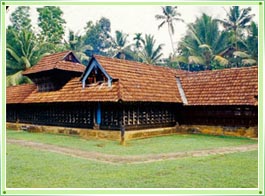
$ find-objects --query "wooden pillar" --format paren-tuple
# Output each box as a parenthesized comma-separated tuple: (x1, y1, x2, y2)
(93, 102, 101, 129)
(96, 102, 101, 125)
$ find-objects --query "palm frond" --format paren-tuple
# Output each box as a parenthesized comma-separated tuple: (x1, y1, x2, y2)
(233, 51, 250, 58)
(155, 14, 166, 20)
(158, 21, 166, 29)
(188, 56, 205, 65)
(242, 58, 256, 65)
(214, 55, 229, 66)
(187, 24, 203, 46)
(6, 47, 22, 64)
(172, 55, 188, 64)
(6, 71, 31, 86)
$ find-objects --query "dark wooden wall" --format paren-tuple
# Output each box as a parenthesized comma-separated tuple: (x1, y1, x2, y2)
(99, 102, 178, 130)
(121, 103, 177, 130)
(6, 102, 178, 130)
(6, 103, 258, 130)
(100, 103, 121, 130)
(180, 105, 258, 127)
(7, 103, 94, 128)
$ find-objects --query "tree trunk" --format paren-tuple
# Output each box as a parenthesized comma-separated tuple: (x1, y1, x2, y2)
(168, 24, 175, 56)
(234, 27, 238, 51)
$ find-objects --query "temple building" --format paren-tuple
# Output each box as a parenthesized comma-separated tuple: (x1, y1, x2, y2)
(6, 51, 258, 134)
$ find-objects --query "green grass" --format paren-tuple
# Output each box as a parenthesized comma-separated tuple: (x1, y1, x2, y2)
(6, 130, 257, 156)
(6, 144, 258, 188)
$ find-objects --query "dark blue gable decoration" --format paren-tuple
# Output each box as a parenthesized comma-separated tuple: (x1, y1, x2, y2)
(81, 56, 112, 88)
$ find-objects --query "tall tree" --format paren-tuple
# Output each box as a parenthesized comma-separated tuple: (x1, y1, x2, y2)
(216, 6, 254, 50)
(110, 30, 134, 59)
(176, 13, 230, 71)
(37, 6, 66, 44)
(83, 17, 112, 57)
(155, 6, 183, 55)
(10, 6, 32, 31)
(139, 34, 164, 64)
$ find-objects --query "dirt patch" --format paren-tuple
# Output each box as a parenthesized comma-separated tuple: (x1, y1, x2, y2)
(7, 138, 258, 164)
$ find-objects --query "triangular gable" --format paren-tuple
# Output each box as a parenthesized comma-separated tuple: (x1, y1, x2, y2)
(81, 56, 112, 88)
(62, 51, 81, 63)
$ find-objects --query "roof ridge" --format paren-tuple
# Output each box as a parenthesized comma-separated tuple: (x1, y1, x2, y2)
(54, 59, 86, 68)
(93, 54, 187, 73)
(183, 66, 258, 78)
(93, 54, 256, 76)
(190, 66, 258, 74)
(46, 50, 72, 57)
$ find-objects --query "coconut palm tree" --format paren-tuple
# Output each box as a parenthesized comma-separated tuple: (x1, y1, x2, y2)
(155, 6, 184, 55)
(6, 28, 48, 86)
(112, 30, 129, 51)
(176, 13, 230, 71)
(132, 33, 144, 61)
(133, 33, 144, 49)
(111, 30, 134, 60)
(216, 6, 255, 50)
(139, 34, 164, 65)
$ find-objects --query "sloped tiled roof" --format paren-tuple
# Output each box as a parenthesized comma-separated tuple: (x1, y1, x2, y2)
(6, 52, 258, 106)
(6, 83, 36, 104)
(93, 55, 184, 103)
(24, 78, 120, 103)
(7, 78, 120, 104)
(23, 51, 85, 75)
(180, 66, 258, 106)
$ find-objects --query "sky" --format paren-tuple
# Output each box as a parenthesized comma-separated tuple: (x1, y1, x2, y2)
(6, 5, 259, 57)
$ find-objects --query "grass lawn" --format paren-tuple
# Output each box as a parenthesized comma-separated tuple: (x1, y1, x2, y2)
(6, 130, 257, 156)
(6, 130, 258, 188)
(6, 144, 258, 188)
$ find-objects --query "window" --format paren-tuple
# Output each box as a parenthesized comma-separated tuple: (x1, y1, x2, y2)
(86, 69, 107, 86)
(38, 82, 55, 92)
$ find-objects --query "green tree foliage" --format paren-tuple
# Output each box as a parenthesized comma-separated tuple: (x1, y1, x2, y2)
(10, 6, 32, 31)
(112, 30, 129, 50)
(6, 6, 52, 86)
(245, 21, 258, 61)
(6, 28, 49, 86)
(139, 34, 164, 64)
(37, 6, 66, 44)
(83, 17, 112, 57)
(6, 6, 69, 87)
(234, 21, 258, 66)
(216, 6, 254, 50)
(176, 13, 231, 71)
(155, 6, 183, 55)
(110, 30, 135, 60)
(132, 33, 145, 61)
(64, 30, 90, 65)
(133, 33, 144, 50)
(216, 6, 256, 67)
